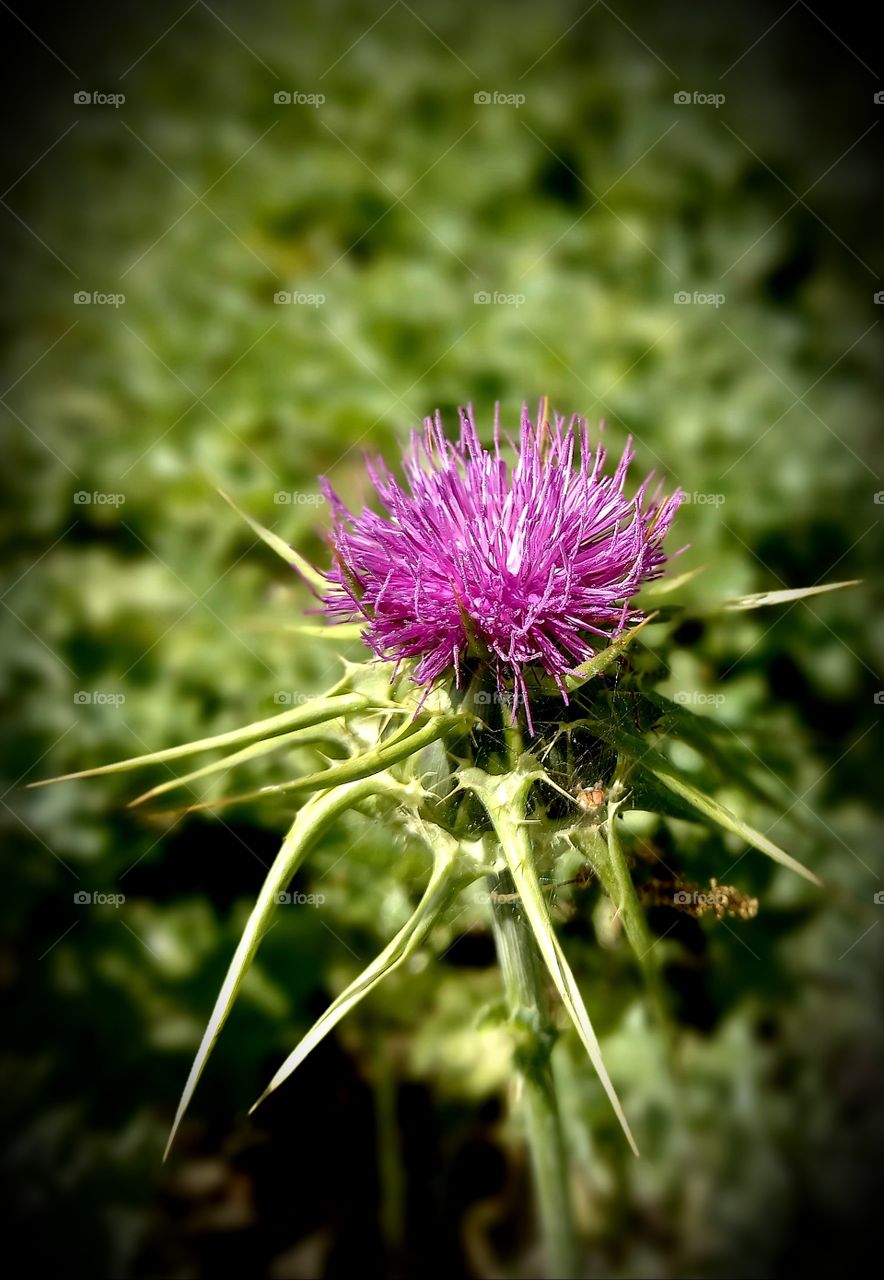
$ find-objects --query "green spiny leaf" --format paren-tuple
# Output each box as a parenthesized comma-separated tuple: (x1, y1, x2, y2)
(29, 692, 369, 788)
(128, 727, 348, 807)
(467, 767, 638, 1156)
(164, 773, 419, 1160)
(166, 715, 461, 816)
(251, 825, 465, 1111)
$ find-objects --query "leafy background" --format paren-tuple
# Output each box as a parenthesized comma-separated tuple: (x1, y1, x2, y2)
(1, 1, 881, 1275)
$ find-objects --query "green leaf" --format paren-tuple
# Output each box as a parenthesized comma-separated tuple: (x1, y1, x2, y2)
(646, 764, 822, 886)
(467, 768, 638, 1156)
(164, 772, 418, 1160)
(218, 487, 328, 593)
(626, 764, 705, 823)
(128, 727, 347, 807)
(712, 579, 860, 612)
(167, 714, 460, 815)
(251, 825, 464, 1111)
(29, 692, 370, 787)
(565, 614, 658, 690)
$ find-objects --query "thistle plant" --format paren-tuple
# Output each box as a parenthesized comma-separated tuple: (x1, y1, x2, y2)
(35, 402, 857, 1279)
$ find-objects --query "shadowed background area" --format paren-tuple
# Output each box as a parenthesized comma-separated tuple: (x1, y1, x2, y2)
(1, 1, 882, 1276)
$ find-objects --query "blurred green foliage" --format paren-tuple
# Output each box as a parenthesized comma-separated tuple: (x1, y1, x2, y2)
(1, 1, 881, 1276)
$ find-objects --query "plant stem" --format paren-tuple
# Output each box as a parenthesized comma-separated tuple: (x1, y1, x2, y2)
(488, 879, 581, 1278)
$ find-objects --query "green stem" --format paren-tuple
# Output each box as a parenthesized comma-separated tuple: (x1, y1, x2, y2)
(487, 716, 580, 1279)
(488, 876, 580, 1279)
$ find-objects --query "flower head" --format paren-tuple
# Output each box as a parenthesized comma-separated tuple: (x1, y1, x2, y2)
(320, 403, 682, 728)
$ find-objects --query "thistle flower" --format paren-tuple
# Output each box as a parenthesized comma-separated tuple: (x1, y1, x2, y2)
(320, 403, 683, 726)
(36, 396, 840, 1257)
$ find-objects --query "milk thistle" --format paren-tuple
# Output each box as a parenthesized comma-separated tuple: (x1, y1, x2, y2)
(37, 400, 853, 1278)
(320, 404, 682, 729)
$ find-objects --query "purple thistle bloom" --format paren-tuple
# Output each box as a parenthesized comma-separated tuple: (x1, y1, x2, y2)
(319, 403, 683, 730)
